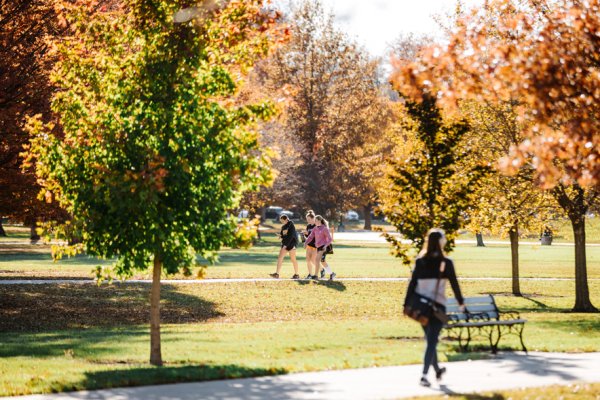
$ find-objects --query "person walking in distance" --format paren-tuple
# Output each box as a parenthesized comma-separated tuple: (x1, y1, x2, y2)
(303, 210, 318, 279)
(270, 215, 300, 279)
(404, 228, 465, 387)
(304, 215, 336, 280)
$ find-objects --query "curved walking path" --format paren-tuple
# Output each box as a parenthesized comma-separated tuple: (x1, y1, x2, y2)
(1, 276, 599, 284)
(6, 352, 600, 400)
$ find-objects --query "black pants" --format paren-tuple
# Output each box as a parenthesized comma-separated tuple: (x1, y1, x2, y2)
(421, 316, 443, 375)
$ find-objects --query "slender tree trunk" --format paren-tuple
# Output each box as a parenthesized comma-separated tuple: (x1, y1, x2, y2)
(509, 223, 521, 296)
(476, 232, 485, 247)
(150, 255, 163, 366)
(0, 220, 6, 237)
(552, 184, 597, 312)
(571, 215, 597, 312)
(363, 204, 372, 231)
(30, 223, 40, 241)
(259, 207, 266, 223)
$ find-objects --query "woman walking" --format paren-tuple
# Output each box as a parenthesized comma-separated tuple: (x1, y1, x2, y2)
(303, 210, 318, 279)
(404, 228, 465, 387)
(270, 215, 300, 279)
(304, 215, 336, 280)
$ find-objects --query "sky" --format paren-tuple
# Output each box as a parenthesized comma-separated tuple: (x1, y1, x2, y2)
(299, 0, 485, 58)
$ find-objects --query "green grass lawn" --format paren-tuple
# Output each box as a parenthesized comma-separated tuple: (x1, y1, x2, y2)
(1, 236, 599, 280)
(1, 228, 599, 396)
(1, 279, 599, 396)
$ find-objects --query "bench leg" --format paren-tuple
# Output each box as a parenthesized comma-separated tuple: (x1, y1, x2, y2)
(457, 327, 471, 352)
(518, 324, 528, 353)
(488, 325, 501, 354)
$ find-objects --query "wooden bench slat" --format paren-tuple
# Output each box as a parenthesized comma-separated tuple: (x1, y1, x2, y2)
(448, 304, 497, 313)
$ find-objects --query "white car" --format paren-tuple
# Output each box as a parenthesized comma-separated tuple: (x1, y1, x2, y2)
(344, 210, 359, 221)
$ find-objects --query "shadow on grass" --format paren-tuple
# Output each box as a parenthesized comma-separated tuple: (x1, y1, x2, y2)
(15, 363, 292, 398)
(0, 327, 149, 358)
(315, 280, 346, 292)
(437, 386, 505, 399)
(534, 317, 600, 334)
(72, 364, 289, 396)
(379, 335, 421, 341)
(293, 279, 346, 291)
(0, 283, 224, 333)
(0, 252, 112, 264)
(521, 295, 550, 310)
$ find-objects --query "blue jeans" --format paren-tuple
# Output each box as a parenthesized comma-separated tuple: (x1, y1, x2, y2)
(422, 316, 443, 375)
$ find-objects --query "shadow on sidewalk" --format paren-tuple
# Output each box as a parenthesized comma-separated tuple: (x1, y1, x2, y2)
(503, 353, 586, 381)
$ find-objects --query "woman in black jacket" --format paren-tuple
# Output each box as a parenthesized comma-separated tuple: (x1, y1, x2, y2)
(404, 228, 466, 387)
(269, 215, 300, 279)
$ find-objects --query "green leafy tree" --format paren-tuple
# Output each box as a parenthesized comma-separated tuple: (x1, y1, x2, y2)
(462, 101, 558, 296)
(379, 95, 489, 265)
(25, 0, 282, 365)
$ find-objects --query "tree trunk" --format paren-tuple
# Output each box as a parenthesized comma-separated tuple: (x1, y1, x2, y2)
(150, 255, 163, 366)
(30, 223, 40, 241)
(552, 184, 597, 312)
(259, 206, 266, 223)
(509, 223, 521, 296)
(363, 204, 372, 231)
(571, 215, 597, 312)
(476, 232, 485, 247)
(0, 220, 6, 237)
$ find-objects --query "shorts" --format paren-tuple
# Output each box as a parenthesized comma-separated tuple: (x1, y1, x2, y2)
(306, 243, 316, 250)
(282, 244, 296, 251)
(317, 245, 327, 262)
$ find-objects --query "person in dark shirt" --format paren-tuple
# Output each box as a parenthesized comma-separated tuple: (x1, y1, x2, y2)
(303, 210, 318, 279)
(404, 228, 466, 387)
(270, 215, 300, 279)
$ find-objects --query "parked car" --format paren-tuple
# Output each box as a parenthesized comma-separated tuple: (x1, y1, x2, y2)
(344, 210, 359, 221)
(265, 206, 283, 220)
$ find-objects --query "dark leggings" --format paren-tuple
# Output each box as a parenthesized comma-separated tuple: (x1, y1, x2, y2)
(422, 316, 443, 375)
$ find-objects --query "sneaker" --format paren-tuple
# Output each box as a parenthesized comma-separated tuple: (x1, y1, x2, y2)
(269, 273, 279, 279)
(329, 272, 336, 281)
(320, 268, 325, 279)
(435, 367, 446, 381)
(311, 275, 319, 280)
(305, 274, 312, 280)
(419, 377, 431, 387)
(292, 274, 300, 279)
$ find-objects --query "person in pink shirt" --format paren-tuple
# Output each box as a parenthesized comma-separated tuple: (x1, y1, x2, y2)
(304, 215, 336, 280)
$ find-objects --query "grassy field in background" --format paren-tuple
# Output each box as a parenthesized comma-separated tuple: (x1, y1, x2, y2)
(1, 234, 599, 280)
(1, 279, 599, 396)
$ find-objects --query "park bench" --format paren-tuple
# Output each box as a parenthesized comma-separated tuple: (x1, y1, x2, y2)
(444, 294, 527, 354)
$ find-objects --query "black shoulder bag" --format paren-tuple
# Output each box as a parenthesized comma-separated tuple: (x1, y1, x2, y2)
(403, 261, 449, 326)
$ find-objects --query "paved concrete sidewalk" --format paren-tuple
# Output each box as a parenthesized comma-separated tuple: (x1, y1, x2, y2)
(7, 352, 599, 400)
